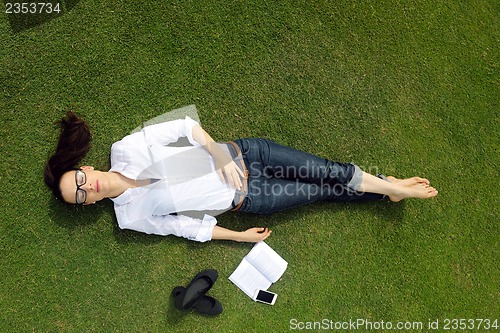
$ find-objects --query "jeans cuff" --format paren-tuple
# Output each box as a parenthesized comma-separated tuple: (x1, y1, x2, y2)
(346, 164, 363, 191)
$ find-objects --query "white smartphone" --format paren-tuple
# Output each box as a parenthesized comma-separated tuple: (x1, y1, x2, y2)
(253, 289, 277, 305)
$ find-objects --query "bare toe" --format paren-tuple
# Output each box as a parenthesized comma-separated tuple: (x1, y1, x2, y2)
(413, 183, 438, 198)
(415, 177, 430, 185)
(426, 185, 438, 197)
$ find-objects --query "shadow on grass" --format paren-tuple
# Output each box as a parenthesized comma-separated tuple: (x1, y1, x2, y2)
(110, 215, 249, 253)
(111, 221, 168, 246)
(5, 0, 80, 33)
(165, 302, 190, 325)
(336, 200, 406, 226)
(226, 199, 406, 230)
(47, 193, 404, 249)
(48, 195, 112, 231)
(47, 195, 171, 247)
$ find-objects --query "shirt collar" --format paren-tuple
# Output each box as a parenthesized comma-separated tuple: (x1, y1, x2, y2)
(110, 190, 132, 206)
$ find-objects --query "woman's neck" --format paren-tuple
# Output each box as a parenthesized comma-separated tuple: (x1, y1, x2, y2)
(107, 172, 139, 198)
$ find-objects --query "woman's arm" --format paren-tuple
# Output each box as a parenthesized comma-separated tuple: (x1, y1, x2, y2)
(139, 117, 200, 146)
(191, 125, 244, 190)
(211, 226, 272, 242)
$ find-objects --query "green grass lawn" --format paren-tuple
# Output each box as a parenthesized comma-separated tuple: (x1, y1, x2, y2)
(1, 0, 498, 332)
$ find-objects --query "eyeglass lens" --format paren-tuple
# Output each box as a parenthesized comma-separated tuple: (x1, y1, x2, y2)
(76, 171, 87, 204)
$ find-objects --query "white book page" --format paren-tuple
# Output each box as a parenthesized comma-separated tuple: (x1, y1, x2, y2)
(245, 242, 288, 283)
(228, 259, 272, 298)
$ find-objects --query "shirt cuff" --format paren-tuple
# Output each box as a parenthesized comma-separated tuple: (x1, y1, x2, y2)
(184, 116, 200, 146)
(194, 214, 217, 242)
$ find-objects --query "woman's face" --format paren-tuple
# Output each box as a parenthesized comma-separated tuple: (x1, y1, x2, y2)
(59, 166, 109, 205)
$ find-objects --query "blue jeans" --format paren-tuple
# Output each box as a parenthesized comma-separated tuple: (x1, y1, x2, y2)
(234, 138, 385, 214)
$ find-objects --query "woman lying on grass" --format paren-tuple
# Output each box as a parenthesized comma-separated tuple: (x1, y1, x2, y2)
(45, 112, 438, 243)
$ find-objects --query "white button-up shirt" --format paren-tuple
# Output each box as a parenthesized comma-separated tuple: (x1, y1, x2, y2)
(109, 117, 236, 242)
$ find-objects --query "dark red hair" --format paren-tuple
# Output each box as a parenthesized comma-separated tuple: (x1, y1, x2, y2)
(44, 111, 92, 202)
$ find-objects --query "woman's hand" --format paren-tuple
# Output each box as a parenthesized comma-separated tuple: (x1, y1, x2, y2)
(239, 227, 272, 242)
(191, 125, 245, 190)
(216, 160, 245, 190)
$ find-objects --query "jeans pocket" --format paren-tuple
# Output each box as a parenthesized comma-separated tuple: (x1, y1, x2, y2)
(240, 196, 253, 213)
(236, 139, 250, 155)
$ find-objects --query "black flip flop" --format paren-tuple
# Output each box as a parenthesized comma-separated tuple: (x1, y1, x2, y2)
(172, 286, 223, 316)
(182, 269, 218, 309)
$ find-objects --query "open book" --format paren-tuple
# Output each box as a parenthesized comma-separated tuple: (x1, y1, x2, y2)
(229, 241, 288, 298)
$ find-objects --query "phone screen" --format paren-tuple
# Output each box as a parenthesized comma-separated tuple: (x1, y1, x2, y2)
(256, 290, 275, 303)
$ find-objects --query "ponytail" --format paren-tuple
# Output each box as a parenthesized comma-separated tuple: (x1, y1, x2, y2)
(44, 111, 92, 202)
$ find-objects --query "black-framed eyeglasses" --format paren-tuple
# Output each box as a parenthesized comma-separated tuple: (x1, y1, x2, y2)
(75, 169, 87, 205)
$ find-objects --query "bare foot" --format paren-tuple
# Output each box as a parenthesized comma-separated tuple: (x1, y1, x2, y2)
(388, 183, 438, 202)
(387, 176, 430, 186)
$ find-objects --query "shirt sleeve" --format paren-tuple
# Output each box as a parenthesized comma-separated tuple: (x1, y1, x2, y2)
(118, 213, 217, 242)
(142, 116, 200, 146)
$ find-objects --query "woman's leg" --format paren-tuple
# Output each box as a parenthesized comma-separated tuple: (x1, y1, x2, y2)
(239, 176, 386, 214)
(235, 138, 438, 209)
